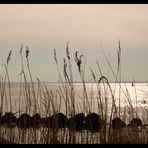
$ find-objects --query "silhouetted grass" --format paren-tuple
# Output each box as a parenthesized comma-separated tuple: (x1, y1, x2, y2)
(0, 42, 148, 144)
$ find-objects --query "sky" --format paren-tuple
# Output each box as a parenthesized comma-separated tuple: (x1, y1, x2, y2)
(0, 4, 148, 82)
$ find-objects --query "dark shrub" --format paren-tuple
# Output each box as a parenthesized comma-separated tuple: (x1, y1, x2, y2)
(0, 112, 17, 128)
(41, 116, 52, 128)
(49, 113, 68, 129)
(128, 118, 142, 127)
(55, 113, 68, 129)
(41, 113, 68, 129)
(31, 113, 42, 128)
(85, 113, 104, 132)
(68, 113, 85, 131)
(16, 113, 32, 128)
(112, 118, 126, 129)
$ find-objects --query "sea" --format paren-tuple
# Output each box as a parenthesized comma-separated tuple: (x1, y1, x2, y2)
(1, 82, 148, 120)
(1, 82, 148, 144)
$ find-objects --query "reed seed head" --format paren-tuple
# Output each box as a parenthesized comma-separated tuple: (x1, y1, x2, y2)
(7, 50, 12, 64)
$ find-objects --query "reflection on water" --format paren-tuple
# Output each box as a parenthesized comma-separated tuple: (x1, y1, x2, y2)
(1, 83, 148, 121)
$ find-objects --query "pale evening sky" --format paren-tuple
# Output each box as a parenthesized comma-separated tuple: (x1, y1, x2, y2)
(0, 4, 148, 82)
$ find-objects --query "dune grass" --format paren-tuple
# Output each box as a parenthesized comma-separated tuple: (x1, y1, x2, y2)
(0, 42, 148, 144)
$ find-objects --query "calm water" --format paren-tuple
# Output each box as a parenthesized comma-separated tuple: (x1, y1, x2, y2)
(1, 82, 148, 144)
(1, 82, 148, 119)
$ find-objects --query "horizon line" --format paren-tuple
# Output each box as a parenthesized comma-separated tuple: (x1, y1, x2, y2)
(5, 81, 148, 83)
